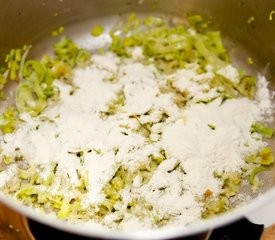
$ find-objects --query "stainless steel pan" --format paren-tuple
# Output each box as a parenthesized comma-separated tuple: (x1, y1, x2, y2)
(0, 0, 275, 239)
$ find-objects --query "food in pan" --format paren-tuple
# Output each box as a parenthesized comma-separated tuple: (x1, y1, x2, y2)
(0, 14, 273, 230)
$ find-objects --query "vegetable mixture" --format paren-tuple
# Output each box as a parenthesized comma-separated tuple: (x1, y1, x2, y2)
(0, 14, 274, 230)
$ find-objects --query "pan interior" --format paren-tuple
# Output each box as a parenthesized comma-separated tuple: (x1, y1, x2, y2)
(0, 0, 274, 237)
(4, 2, 275, 194)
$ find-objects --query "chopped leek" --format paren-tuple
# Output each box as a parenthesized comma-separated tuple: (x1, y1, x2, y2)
(16, 81, 47, 117)
(100, 148, 167, 215)
(246, 57, 254, 65)
(259, 147, 274, 165)
(202, 171, 242, 218)
(91, 25, 104, 37)
(245, 147, 273, 165)
(209, 74, 237, 97)
(5, 48, 23, 81)
(58, 200, 73, 218)
(102, 91, 125, 116)
(236, 76, 256, 99)
(143, 16, 163, 27)
(51, 26, 65, 37)
(0, 45, 31, 100)
(109, 15, 230, 73)
(194, 34, 228, 69)
(188, 15, 209, 32)
(249, 166, 267, 187)
(54, 38, 91, 67)
(247, 16, 256, 24)
(0, 73, 7, 99)
(221, 172, 242, 197)
(202, 196, 228, 218)
(4, 156, 11, 165)
(0, 107, 17, 134)
(269, 10, 275, 21)
(251, 122, 273, 138)
(12, 38, 91, 116)
(123, 12, 140, 34)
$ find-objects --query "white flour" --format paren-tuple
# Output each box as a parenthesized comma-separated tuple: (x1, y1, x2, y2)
(0, 51, 273, 230)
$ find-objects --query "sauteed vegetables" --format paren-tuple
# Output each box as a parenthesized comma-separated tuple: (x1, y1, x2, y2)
(0, 14, 273, 230)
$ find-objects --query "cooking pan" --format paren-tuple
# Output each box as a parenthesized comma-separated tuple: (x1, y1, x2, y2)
(0, 0, 275, 239)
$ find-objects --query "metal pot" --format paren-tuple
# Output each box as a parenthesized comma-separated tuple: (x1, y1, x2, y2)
(0, 0, 275, 239)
